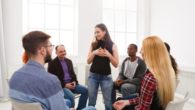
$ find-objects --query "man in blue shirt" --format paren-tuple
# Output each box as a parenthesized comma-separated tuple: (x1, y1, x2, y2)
(48, 45, 88, 110)
(9, 31, 94, 110)
(9, 31, 70, 110)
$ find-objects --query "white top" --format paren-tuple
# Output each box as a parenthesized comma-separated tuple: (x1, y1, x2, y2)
(124, 58, 138, 79)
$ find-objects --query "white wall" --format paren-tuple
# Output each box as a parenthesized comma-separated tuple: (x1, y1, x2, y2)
(150, 0, 195, 72)
(2, 0, 23, 78)
(0, 0, 3, 98)
(0, 0, 9, 99)
(70, 0, 103, 84)
(0, 63, 2, 98)
(1, 0, 109, 86)
(3, 0, 195, 85)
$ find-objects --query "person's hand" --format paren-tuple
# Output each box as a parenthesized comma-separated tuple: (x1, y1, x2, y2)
(70, 108, 75, 110)
(102, 48, 112, 58)
(92, 48, 105, 56)
(115, 80, 124, 87)
(113, 100, 129, 110)
(65, 83, 75, 90)
(71, 81, 76, 88)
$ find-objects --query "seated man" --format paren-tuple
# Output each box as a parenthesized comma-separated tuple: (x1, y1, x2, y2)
(48, 45, 88, 110)
(9, 31, 70, 110)
(113, 44, 146, 100)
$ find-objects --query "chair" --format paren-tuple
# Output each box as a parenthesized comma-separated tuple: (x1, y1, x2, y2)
(11, 100, 43, 110)
(85, 65, 90, 86)
(165, 92, 190, 110)
(176, 78, 180, 88)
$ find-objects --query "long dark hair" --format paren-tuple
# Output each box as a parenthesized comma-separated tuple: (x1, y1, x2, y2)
(92, 23, 113, 50)
(164, 42, 179, 78)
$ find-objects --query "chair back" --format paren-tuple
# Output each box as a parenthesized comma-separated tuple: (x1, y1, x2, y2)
(11, 100, 43, 110)
(165, 92, 190, 110)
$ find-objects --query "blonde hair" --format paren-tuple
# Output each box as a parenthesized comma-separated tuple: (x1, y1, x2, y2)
(142, 36, 176, 108)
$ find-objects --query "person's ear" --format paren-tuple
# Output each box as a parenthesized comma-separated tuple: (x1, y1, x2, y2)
(39, 47, 46, 56)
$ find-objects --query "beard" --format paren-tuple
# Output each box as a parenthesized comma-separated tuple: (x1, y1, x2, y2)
(44, 51, 52, 63)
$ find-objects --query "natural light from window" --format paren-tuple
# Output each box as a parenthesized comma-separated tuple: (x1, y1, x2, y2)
(103, 0, 137, 56)
(23, 0, 78, 56)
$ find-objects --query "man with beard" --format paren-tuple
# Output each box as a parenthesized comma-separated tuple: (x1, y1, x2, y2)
(112, 44, 146, 102)
(9, 31, 70, 110)
(48, 45, 88, 110)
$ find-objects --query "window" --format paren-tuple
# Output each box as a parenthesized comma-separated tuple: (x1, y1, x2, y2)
(103, 0, 137, 56)
(23, 0, 78, 56)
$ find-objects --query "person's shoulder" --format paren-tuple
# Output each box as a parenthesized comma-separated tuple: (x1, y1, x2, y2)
(65, 57, 72, 63)
(137, 57, 145, 63)
(47, 73, 59, 80)
(39, 72, 62, 88)
(145, 70, 155, 80)
(10, 65, 28, 80)
(48, 57, 58, 64)
(123, 57, 129, 62)
(52, 57, 59, 62)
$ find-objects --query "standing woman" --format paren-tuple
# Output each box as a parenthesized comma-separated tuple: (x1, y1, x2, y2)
(113, 36, 176, 110)
(87, 23, 119, 110)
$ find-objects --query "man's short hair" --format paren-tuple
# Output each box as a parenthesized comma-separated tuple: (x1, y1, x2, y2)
(22, 31, 51, 55)
(55, 44, 65, 51)
(130, 44, 138, 51)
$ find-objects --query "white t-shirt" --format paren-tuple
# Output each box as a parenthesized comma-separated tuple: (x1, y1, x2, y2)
(124, 58, 138, 79)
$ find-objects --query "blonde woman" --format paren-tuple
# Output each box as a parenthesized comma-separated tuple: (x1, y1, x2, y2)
(113, 36, 176, 110)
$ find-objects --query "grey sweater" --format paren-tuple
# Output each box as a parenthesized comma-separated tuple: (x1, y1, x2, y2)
(117, 57, 147, 89)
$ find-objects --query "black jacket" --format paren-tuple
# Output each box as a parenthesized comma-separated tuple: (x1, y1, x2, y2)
(48, 57, 78, 88)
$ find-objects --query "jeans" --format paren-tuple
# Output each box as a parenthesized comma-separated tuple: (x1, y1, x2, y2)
(120, 83, 137, 97)
(88, 72, 113, 110)
(82, 106, 96, 110)
(65, 99, 72, 108)
(64, 84, 88, 110)
(112, 83, 137, 103)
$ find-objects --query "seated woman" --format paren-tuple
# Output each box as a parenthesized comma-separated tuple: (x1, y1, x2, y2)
(113, 36, 176, 110)
(164, 42, 179, 78)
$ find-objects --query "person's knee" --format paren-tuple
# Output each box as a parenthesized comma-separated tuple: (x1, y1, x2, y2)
(120, 83, 136, 94)
(81, 87, 88, 95)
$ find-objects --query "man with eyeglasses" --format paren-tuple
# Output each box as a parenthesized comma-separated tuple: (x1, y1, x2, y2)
(48, 45, 88, 110)
(9, 31, 71, 110)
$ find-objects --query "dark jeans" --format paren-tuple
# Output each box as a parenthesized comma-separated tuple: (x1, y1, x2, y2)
(64, 84, 88, 110)
(112, 83, 137, 104)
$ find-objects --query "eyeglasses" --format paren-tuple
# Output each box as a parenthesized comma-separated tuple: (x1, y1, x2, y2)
(45, 44, 54, 48)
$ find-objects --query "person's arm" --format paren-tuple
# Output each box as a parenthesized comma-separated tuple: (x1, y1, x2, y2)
(115, 60, 126, 87)
(134, 72, 157, 110)
(69, 60, 78, 84)
(124, 61, 147, 85)
(117, 59, 127, 80)
(48, 90, 70, 110)
(113, 93, 139, 110)
(103, 44, 119, 68)
(45, 76, 70, 110)
(48, 61, 55, 74)
(87, 46, 96, 64)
